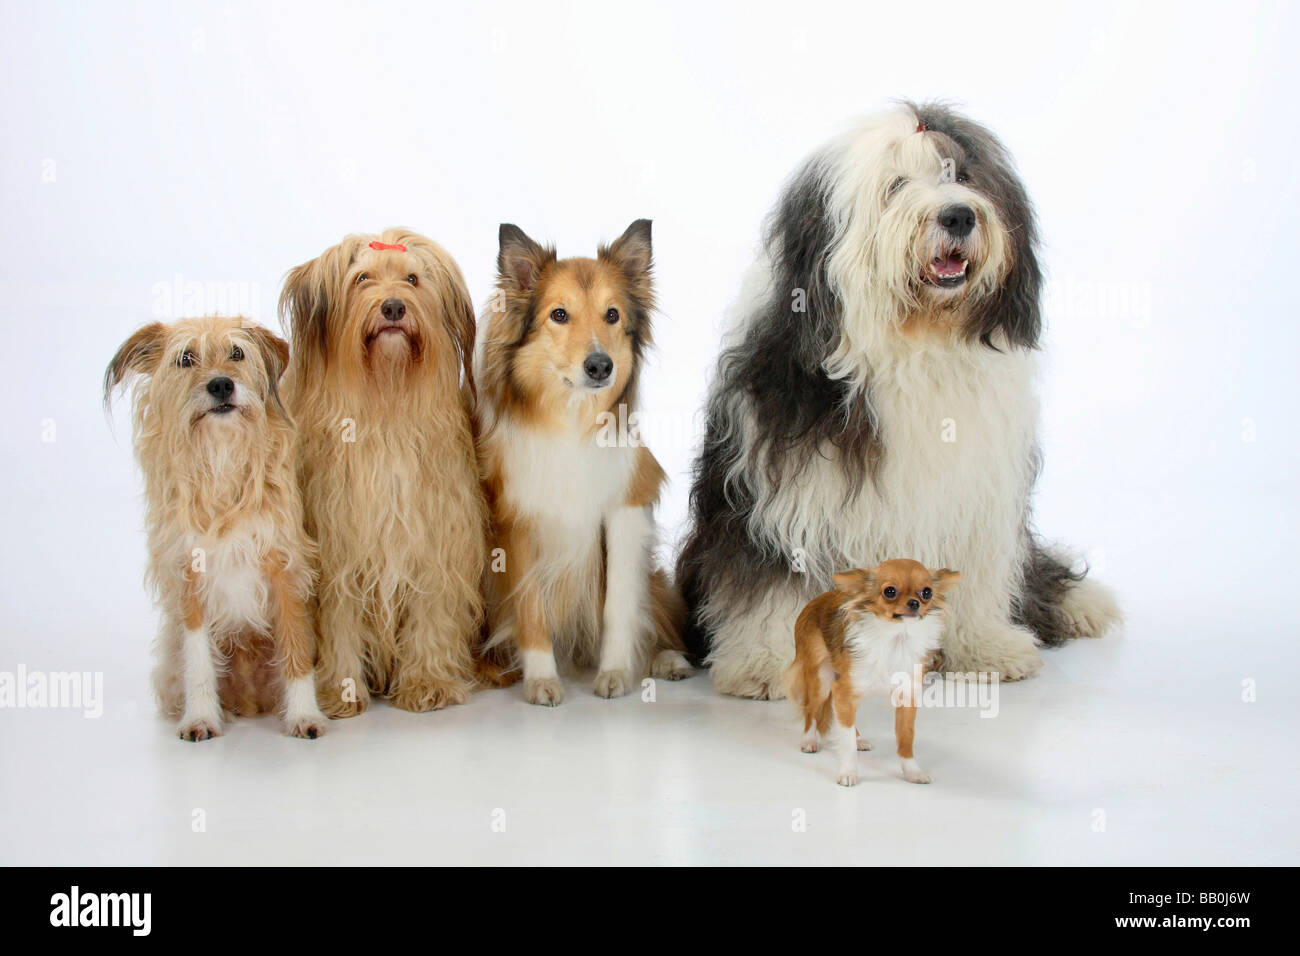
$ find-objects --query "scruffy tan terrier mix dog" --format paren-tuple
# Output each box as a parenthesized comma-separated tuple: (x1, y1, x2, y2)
(280, 229, 486, 716)
(105, 317, 327, 740)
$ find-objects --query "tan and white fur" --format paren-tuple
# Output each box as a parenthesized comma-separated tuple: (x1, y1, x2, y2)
(105, 317, 326, 741)
(280, 229, 485, 716)
(475, 220, 692, 705)
(787, 559, 959, 785)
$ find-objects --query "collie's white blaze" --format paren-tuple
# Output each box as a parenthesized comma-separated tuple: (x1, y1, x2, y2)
(178, 624, 221, 736)
(598, 505, 652, 693)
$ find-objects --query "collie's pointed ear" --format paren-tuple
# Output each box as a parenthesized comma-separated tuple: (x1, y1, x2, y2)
(243, 323, 292, 421)
(601, 218, 653, 278)
(497, 224, 554, 293)
(832, 568, 877, 595)
(104, 321, 168, 409)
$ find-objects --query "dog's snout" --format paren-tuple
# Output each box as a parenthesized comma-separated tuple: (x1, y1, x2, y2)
(938, 204, 976, 239)
(583, 352, 614, 383)
(907, 598, 921, 611)
(206, 377, 235, 402)
(381, 298, 407, 323)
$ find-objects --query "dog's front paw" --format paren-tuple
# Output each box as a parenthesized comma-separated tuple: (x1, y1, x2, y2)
(318, 684, 369, 719)
(177, 715, 223, 742)
(286, 712, 328, 739)
(836, 770, 859, 787)
(593, 669, 632, 699)
(524, 676, 565, 707)
(390, 680, 468, 713)
(948, 624, 1042, 681)
(902, 760, 931, 784)
(650, 650, 694, 681)
(856, 734, 872, 751)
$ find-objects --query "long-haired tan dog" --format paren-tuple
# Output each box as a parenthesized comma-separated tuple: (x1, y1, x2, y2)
(105, 316, 326, 740)
(475, 220, 692, 705)
(280, 229, 485, 715)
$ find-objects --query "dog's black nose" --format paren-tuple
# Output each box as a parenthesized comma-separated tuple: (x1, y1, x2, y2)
(583, 352, 614, 383)
(938, 204, 976, 239)
(381, 298, 406, 322)
(907, 598, 921, 611)
(206, 377, 234, 401)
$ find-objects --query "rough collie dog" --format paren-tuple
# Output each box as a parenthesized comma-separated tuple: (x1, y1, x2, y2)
(280, 229, 486, 716)
(677, 102, 1121, 698)
(475, 220, 693, 705)
(105, 317, 326, 740)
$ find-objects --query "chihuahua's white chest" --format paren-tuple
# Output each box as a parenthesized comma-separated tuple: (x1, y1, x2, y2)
(843, 614, 943, 697)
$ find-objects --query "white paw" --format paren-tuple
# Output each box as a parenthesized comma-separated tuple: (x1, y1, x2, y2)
(593, 669, 631, 699)
(902, 759, 931, 784)
(524, 676, 565, 707)
(177, 714, 223, 742)
(800, 732, 820, 753)
(285, 711, 327, 739)
(1060, 578, 1123, 638)
(950, 624, 1043, 681)
(836, 770, 859, 787)
(650, 650, 694, 681)
(856, 734, 872, 751)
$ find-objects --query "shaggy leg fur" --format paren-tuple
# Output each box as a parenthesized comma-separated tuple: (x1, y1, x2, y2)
(389, 591, 474, 712)
(315, 590, 371, 718)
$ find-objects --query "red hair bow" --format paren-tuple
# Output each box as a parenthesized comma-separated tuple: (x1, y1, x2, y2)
(369, 241, 407, 252)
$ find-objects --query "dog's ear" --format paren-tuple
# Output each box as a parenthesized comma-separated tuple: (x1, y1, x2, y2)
(930, 568, 961, 597)
(497, 224, 554, 294)
(243, 324, 292, 422)
(600, 219, 653, 278)
(280, 242, 352, 365)
(832, 568, 877, 596)
(436, 253, 479, 403)
(103, 322, 168, 409)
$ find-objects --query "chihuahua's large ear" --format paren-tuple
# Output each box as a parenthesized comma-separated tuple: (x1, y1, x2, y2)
(930, 568, 961, 595)
(244, 324, 292, 421)
(497, 224, 554, 294)
(832, 568, 877, 595)
(103, 322, 168, 409)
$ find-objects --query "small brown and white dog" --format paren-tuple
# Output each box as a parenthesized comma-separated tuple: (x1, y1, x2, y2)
(786, 559, 959, 785)
(475, 220, 693, 705)
(280, 229, 485, 716)
(105, 316, 327, 741)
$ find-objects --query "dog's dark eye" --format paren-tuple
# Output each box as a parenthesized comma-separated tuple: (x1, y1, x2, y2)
(605, 308, 619, 324)
(356, 272, 369, 285)
(550, 308, 568, 324)
(920, 587, 933, 601)
(955, 173, 969, 184)
(406, 273, 418, 286)
(882, 586, 898, 600)
(230, 345, 244, 362)
(177, 350, 196, 368)
(887, 177, 907, 198)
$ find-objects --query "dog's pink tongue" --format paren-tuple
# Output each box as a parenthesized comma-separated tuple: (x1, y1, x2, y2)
(932, 253, 965, 276)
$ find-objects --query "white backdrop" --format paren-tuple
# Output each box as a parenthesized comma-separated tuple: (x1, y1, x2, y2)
(2, 1, 1297, 701)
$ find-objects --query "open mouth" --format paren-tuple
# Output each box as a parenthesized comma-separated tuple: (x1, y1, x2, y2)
(207, 403, 238, 416)
(368, 325, 410, 343)
(924, 251, 969, 289)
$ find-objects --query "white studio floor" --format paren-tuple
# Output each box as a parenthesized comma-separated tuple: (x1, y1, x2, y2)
(2, 611, 1295, 866)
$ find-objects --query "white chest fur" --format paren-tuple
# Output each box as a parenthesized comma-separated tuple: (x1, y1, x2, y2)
(184, 523, 275, 635)
(498, 422, 636, 538)
(843, 613, 943, 697)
